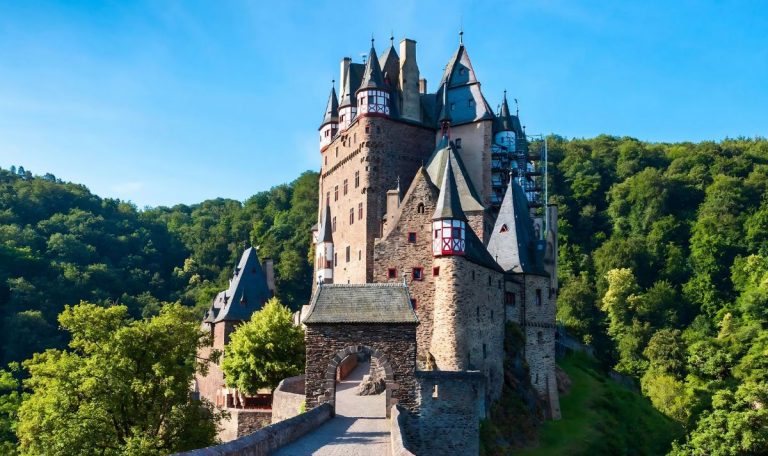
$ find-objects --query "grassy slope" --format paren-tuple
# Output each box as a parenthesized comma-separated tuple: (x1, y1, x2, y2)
(516, 353, 683, 456)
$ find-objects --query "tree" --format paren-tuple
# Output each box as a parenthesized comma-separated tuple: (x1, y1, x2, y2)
(16, 302, 223, 456)
(0, 365, 22, 455)
(221, 297, 305, 395)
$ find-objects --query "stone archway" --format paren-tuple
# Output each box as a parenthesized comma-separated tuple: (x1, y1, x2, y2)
(324, 345, 396, 416)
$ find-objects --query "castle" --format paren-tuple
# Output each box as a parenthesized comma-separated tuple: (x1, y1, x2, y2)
(305, 32, 561, 430)
(193, 33, 561, 454)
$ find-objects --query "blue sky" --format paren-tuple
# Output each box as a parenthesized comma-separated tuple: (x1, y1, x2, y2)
(1, 1, 766, 207)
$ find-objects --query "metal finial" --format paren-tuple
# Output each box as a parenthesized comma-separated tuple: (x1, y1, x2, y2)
(371, 34, 375, 47)
(332, 79, 335, 89)
(459, 29, 464, 45)
(503, 89, 507, 99)
(515, 98, 520, 116)
(390, 30, 394, 45)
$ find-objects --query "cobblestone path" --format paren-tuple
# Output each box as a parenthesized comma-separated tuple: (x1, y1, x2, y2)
(272, 360, 389, 456)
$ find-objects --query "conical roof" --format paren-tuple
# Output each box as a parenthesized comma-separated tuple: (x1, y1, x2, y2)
(339, 63, 364, 108)
(425, 141, 484, 212)
(358, 40, 385, 91)
(486, 179, 546, 275)
(433, 153, 467, 221)
(318, 203, 333, 243)
(320, 86, 339, 128)
(494, 91, 523, 135)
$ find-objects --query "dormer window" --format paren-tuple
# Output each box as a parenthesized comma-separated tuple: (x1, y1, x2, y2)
(500, 224, 509, 233)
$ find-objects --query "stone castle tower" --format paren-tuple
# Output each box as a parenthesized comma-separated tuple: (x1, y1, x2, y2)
(310, 34, 560, 419)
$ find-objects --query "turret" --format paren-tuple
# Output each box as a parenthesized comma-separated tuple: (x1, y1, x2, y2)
(356, 39, 390, 117)
(315, 204, 334, 284)
(319, 83, 339, 150)
(493, 91, 520, 152)
(432, 157, 466, 256)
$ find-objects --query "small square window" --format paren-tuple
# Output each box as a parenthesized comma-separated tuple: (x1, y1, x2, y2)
(388, 268, 397, 279)
(536, 289, 542, 306)
(411, 298, 417, 310)
(407, 232, 417, 243)
(505, 292, 515, 305)
(413, 267, 424, 281)
(433, 266, 440, 276)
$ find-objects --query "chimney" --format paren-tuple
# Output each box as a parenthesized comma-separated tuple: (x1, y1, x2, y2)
(263, 259, 276, 295)
(339, 57, 351, 98)
(419, 78, 427, 94)
(399, 39, 420, 122)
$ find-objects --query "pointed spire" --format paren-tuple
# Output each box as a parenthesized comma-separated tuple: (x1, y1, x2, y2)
(359, 37, 384, 91)
(433, 153, 467, 221)
(319, 203, 333, 243)
(495, 89, 519, 134)
(486, 178, 542, 274)
(320, 81, 339, 127)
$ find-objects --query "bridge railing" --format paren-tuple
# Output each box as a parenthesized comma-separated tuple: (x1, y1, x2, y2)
(173, 403, 332, 456)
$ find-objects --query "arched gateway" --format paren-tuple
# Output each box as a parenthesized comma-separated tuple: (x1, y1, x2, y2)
(301, 283, 419, 416)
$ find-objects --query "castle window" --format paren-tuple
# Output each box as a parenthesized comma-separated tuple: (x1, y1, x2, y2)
(349, 208, 354, 225)
(450, 102, 455, 111)
(334, 253, 337, 267)
(343, 179, 348, 195)
(325, 260, 332, 269)
(500, 224, 508, 233)
(468, 99, 473, 108)
(536, 289, 542, 306)
(433, 266, 440, 276)
(332, 217, 336, 232)
(488, 275, 492, 286)
(358, 203, 363, 220)
(412, 267, 424, 281)
(365, 125, 370, 133)
(476, 306, 480, 321)
(432, 384, 439, 399)
(483, 343, 487, 359)
(376, 126, 381, 134)
(388, 268, 397, 279)
(358, 250, 361, 260)
(355, 171, 360, 188)
(455, 138, 462, 149)
(407, 232, 417, 243)
(346, 246, 350, 262)
(505, 292, 515, 306)
(537, 331, 544, 344)
(472, 270, 475, 280)
(411, 298, 417, 310)
(334, 186, 338, 201)
(491, 310, 494, 319)
(324, 156, 327, 165)
(459, 67, 466, 75)
(417, 203, 425, 214)
(326, 192, 330, 206)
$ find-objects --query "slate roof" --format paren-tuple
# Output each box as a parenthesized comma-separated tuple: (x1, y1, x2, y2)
(302, 283, 419, 324)
(433, 155, 466, 221)
(318, 203, 333, 243)
(213, 247, 273, 322)
(425, 140, 485, 213)
(494, 92, 523, 136)
(358, 42, 385, 92)
(339, 63, 364, 108)
(320, 86, 339, 128)
(434, 44, 494, 126)
(486, 180, 548, 275)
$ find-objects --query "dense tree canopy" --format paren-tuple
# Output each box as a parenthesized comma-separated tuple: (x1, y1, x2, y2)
(220, 298, 305, 394)
(16, 302, 224, 456)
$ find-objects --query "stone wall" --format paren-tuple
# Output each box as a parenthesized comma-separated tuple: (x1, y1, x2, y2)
(304, 323, 418, 412)
(196, 321, 237, 407)
(373, 168, 438, 363)
(216, 409, 272, 442)
(315, 116, 435, 285)
(336, 353, 358, 381)
(271, 375, 305, 424)
(410, 370, 485, 456)
(429, 256, 506, 403)
(521, 273, 560, 419)
(173, 403, 332, 456)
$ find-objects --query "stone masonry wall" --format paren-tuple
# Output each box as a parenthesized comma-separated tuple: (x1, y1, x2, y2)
(429, 255, 506, 402)
(373, 168, 438, 363)
(304, 323, 418, 412)
(411, 370, 485, 456)
(271, 375, 305, 424)
(196, 321, 236, 406)
(521, 273, 561, 419)
(315, 116, 435, 285)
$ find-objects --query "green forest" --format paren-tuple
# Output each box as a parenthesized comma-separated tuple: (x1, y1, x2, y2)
(2, 135, 768, 454)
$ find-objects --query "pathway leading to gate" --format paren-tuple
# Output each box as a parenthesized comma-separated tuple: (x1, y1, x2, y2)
(272, 359, 389, 456)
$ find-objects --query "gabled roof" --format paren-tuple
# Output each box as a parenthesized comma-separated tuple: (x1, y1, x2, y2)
(319, 86, 339, 128)
(302, 283, 419, 324)
(425, 140, 484, 212)
(358, 41, 385, 92)
(379, 39, 399, 82)
(433, 155, 466, 221)
(213, 247, 273, 322)
(440, 44, 478, 88)
(318, 203, 333, 243)
(339, 63, 364, 108)
(486, 180, 547, 275)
